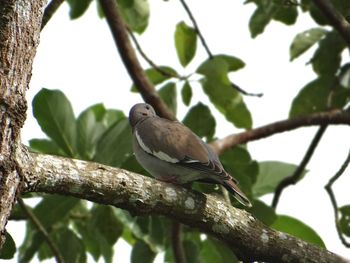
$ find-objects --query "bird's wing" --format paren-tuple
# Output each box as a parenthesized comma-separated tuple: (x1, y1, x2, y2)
(135, 117, 229, 180)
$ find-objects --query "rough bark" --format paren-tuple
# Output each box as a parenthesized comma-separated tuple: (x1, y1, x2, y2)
(0, 0, 45, 248)
(18, 148, 349, 263)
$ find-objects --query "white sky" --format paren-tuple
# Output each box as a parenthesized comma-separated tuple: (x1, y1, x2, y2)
(6, 0, 350, 262)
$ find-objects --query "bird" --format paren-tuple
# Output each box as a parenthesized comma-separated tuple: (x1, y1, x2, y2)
(129, 103, 251, 207)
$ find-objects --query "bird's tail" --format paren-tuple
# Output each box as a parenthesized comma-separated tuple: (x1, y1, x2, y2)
(222, 179, 252, 207)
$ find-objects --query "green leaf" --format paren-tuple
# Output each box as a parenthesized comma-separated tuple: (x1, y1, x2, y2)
(77, 107, 107, 160)
(75, 205, 123, 263)
(131, 66, 177, 92)
(32, 88, 77, 157)
(181, 81, 193, 106)
(272, 215, 325, 248)
(118, 0, 150, 34)
(94, 118, 133, 167)
(103, 109, 126, 128)
(19, 224, 44, 262)
(113, 209, 156, 249)
(289, 76, 338, 118)
(174, 21, 197, 67)
(55, 228, 86, 263)
(131, 240, 156, 263)
(91, 205, 123, 245)
(203, 79, 252, 129)
(215, 54, 245, 72)
(33, 195, 80, 228)
(197, 57, 252, 128)
(220, 146, 258, 200)
(248, 1, 297, 38)
(183, 102, 216, 141)
(311, 31, 346, 76)
(199, 238, 221, 263)
(74, 217, 101, 261)
(197, 57, 230, 84)
(249, 200, 277, 226)
(183, 239, 200, 263)
(272, 4, 298, 25)
(148, 216, 166, 247)
(66, 0, 92, 19)
(339, 205, 350, 237)
(158, 82, 177, 116)
(253, 161, 307, 197)
(290, 28, 327, 61)
(0, 232, 16, 259)
(29, 139, 65, 156)
(205, 237, 238, 263)
(249, 6, 272, 38)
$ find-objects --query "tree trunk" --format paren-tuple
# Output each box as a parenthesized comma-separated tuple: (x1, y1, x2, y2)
(0, 0, 45, 248)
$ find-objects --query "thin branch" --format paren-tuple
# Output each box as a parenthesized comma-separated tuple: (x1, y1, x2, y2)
(98, 0, 175, 120)
(271, 125, 327, 209)
(325, 149, 350, 248)
(210, 110, 350, 155)
(231, 83, 263, 98)
(17, 198, 65, 263)
(128, 30, 184, 80)
(20, 150, 349, 263)
(312, 0, 350, 48)
(179, 0, 262, 97)
(178, 0, 213, 59)
(171, 221, 187, 263)
(41, 0, 64, 30)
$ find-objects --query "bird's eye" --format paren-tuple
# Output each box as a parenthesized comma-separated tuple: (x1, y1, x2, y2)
(141, 113, 147, 116)
(145, 105, 150, 110)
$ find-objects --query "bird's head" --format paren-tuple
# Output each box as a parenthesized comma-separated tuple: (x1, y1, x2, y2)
(129, 103, 157, 128)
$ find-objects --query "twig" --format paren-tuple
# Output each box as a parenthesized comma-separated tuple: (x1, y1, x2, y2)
(271, 125, 327, 209)
(178, 0, 213, 59)
(128, 30, 184, 80)
(312, 0, 350, 48)
(17, 198, 65, 263)
(179, 0, 262, 97)
(231, 83, 263, 97)
(210, 110, 350, 155)
(41, 0, 64, 30)
(171, 221, 187, 263)
(325, 151, 350, 248)
(325, 149, 350, 247)
(98, 0, 175, 120)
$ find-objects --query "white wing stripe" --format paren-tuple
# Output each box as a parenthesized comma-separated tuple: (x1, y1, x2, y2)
(135, 130, 179, 163)
(153, 151, 178, 163)
(135, 130, 152, 154)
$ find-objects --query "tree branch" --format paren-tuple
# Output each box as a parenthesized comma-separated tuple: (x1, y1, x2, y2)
(312, 0, 350, 48)
(171, 221, 186, 263)
(271, 125, 327, 209)
(17, 198, 65, 263)
(98, 0, 175, 120)
(210, 110, 350, 155)
(18, 149, 349, 263)
(0, 0, 45, 249)
(41, 0, 64, 30)
(325, 149, 350, 248)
